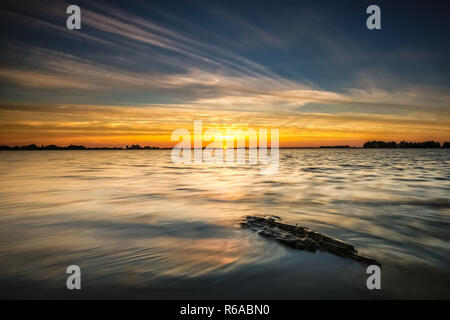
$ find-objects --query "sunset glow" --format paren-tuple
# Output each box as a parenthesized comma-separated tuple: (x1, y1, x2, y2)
(0, 1, 449, 147)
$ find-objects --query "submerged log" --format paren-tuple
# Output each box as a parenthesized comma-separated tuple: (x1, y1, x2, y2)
(241, 216, 380, 266)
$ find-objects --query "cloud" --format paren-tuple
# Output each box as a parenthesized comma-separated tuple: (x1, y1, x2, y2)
(0, 0, 448, 146)
(1, 102, 449, 147)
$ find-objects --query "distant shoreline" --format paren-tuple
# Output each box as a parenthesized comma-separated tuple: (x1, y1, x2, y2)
(1, 145, 449, 150)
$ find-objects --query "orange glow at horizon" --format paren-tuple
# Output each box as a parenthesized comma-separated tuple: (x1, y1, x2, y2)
(1, 104, 449, 148)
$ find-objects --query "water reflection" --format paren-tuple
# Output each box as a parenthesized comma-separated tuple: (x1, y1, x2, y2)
(0, 149, 449, 298)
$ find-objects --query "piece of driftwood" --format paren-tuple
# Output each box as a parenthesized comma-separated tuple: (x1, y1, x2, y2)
(241, 216, 380, 266)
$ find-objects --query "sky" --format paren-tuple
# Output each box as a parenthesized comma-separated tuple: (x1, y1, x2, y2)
(0, 0, 449, 147)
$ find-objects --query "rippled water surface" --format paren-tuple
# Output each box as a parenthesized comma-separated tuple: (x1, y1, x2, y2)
(0, 149, 449, 298)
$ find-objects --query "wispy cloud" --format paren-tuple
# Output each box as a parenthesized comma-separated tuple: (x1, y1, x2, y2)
(0, 0, 448, 145)
(1, 102, 449, 147)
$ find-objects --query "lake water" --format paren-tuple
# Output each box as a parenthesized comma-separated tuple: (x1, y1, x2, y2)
(0, 149, 449, 299)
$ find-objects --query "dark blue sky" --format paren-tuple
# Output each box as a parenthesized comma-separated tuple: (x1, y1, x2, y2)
(0, 0, 449, 146)
(1, 0, 449, 103)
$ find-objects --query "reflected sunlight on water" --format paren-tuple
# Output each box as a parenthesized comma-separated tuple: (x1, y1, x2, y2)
(0, 149, 449, 298)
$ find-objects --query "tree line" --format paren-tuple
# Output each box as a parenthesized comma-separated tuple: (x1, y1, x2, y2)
(0, 144, 160, 150)
(363, 140, 450, 148)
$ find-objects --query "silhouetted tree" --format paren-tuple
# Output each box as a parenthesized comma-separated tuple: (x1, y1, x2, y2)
(363, 140, 397, 148)
(398, 140, 440, 148)
(21, 144, 39, 150)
